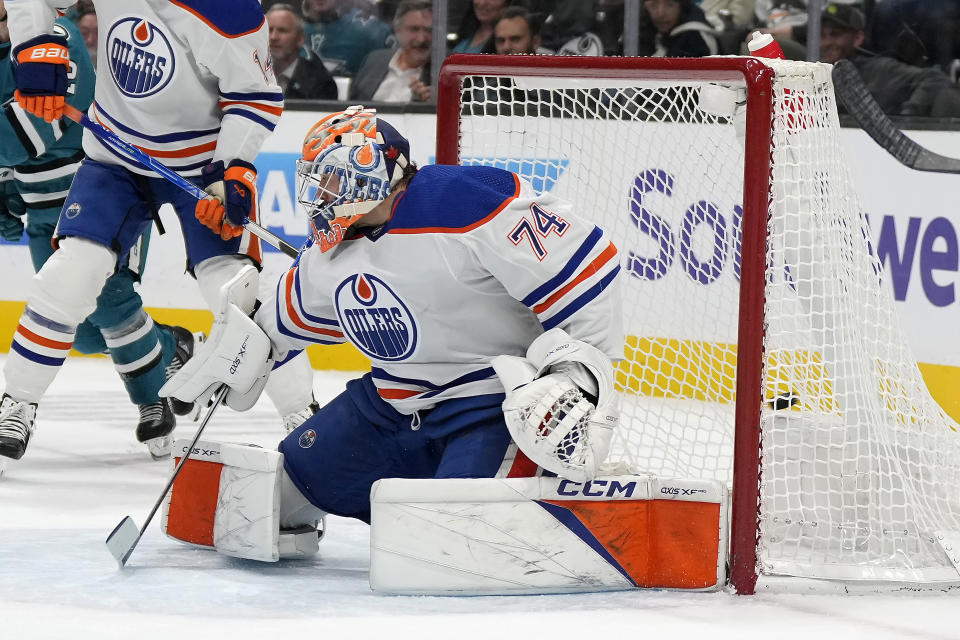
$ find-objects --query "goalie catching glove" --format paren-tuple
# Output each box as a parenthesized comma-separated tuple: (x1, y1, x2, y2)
(160, 265, 273, 411)
(492, 328, 619, 483)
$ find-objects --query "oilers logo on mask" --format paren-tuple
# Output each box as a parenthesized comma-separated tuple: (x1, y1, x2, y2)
(107, 17, 175, 97)
(334, 274, 417, 361)
(296, 106, 411, 251)
(318, 148, 390, 210)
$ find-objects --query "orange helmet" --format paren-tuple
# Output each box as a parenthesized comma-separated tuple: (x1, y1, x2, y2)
(295, 106, 410, 244)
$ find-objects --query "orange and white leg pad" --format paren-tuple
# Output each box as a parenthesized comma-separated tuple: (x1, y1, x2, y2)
(369, 475, 727, 595)
(161, 438, 320, 562)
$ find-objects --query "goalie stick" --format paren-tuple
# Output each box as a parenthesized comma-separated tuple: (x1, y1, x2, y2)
(832, 59, 960, 174)
(105, 385, 228, 568)
(60, 104, 301, 258)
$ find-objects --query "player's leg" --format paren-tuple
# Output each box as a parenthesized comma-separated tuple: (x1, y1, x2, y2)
(0, 235, 115, 464)
(25, 200, 202, 457)
(161, 374, 416, 560)
(90, 226, 202, 458)
(87, 266, 182, 458)
(1, 159, 154, 470)
(268, 350, 319, 434)
(426, 393, 518, 479)
(171, 181, 318, 432)
(23, 204, 109, 356)
(279, 373, 439, 523)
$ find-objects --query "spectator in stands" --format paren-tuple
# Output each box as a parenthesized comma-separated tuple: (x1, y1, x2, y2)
(268, 5, 338, 100)
(351, 0, 433, 103)
(867, 0, 960, 73)
(754, 0, 866, 60)
(302, 0, 393, 76)
(591, 0, 626, 55)
(539, 1, 597, 53)
(702, 0, 756, 32)
(64, 0, 93, 22)
(452, 0, 509, 54)
(494, 6, 547, 55)
(75, 8, 97, 69)
(638, 0, 718, 57)
(820, 3, 960, 117)
(701, 0, 757, 55)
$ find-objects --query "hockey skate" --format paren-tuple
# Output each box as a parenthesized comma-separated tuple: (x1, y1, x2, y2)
(159, 324, 205, 419)
(282, 398, 320, 435)
(136, 400, 175, 460)
(0, 394, 38, 476)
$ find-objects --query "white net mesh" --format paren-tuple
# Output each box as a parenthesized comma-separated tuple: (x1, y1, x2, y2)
(447, 57, 960, 587)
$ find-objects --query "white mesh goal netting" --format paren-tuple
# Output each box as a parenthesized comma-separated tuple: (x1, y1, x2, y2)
(449, 57, 960, 587)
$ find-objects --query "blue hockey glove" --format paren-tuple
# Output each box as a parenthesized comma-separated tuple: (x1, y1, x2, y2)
(12, 34, 70, 122)
(195, 160, 258, 241)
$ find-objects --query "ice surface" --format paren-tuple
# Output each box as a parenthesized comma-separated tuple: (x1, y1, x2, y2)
(0, 356, 957, 639)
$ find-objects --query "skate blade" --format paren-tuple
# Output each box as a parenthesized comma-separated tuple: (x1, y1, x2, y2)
(144, 435, 172, 460)
(0, 456, 8, 478)
(105, 516, 141, 568)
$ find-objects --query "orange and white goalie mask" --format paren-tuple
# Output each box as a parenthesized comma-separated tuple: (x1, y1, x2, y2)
(296, 105, 411, 251)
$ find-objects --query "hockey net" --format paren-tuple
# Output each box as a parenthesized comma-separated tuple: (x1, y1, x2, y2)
(436, 55, 960, 593)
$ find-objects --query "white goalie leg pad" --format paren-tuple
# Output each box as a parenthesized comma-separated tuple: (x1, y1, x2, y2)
(162, 439, 320, 561)
(370, 476, 727, 595)
(160, 266, 273, 411)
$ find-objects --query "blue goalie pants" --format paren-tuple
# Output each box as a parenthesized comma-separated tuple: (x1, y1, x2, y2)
(279, 373, 512, 523)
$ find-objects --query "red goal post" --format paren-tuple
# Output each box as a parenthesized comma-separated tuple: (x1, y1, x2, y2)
(435, 54, 960, 595)
(436, 55, 772, 594)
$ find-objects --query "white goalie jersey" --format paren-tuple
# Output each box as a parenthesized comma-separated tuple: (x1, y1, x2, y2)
(5, 0, 282, 175)
(255, 165, 623, 415)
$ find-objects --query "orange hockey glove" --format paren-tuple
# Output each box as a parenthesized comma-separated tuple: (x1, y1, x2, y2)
(195, 160, 258, 241)
(12, 34, 70, 123)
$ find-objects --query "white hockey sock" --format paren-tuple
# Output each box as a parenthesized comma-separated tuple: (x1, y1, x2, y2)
(5, 307, 77, 403)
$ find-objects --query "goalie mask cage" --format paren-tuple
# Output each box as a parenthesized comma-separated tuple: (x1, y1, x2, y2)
(436, 55, 960, 594)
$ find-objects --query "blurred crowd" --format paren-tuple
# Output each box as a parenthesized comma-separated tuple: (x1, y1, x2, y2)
(65, 0, 960, 117)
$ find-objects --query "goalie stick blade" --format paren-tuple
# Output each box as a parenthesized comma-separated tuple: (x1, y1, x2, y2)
(832, 59, 960, 174)
(106, 516, 141, 568)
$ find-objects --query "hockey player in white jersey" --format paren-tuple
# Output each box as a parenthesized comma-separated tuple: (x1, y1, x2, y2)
(0, 2, 203, 472)
(0, 0, 318, 466)
(157, 107, 623, 562)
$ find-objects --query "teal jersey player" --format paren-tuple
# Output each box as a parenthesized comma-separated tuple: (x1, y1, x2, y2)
(0, 15, 199, 468)
(0, 17, 93, 268)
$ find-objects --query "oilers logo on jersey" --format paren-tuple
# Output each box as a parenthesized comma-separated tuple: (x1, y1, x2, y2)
(334, 274, 417, 361)
(64, 203, 82, 219)
(107, 18, 175, 97)
(298, 429, 317, 448)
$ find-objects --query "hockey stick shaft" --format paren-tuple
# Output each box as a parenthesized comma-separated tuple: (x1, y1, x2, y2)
(61, 104, 300, 257)
(105, 385, 229, 567)
(832, 59, 960, 174)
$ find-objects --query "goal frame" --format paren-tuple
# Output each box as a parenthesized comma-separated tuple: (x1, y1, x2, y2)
(435, 54, 778, 595)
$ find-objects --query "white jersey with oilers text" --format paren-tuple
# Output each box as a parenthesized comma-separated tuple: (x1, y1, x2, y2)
(255, 165, 624, 415)
(5, 0, 282, 175)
